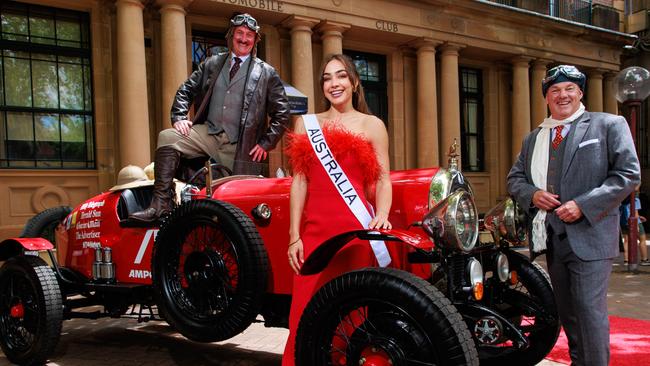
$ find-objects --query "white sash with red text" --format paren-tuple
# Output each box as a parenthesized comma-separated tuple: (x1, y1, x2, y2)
(303, 114, 391, 267)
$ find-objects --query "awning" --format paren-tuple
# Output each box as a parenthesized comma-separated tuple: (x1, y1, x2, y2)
(282, 81, 308, 115)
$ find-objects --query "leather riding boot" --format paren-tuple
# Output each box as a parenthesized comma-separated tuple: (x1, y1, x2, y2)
(129, 147, 181, 222)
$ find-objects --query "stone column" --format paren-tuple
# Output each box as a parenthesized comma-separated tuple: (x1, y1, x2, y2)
(604, 72, 618, 115)
(587, 69, 604, 112)
(157, 0, 193, 130)
(414, 38, 440, 167)
(511, 56, 532, 161)
(283, 16, 319, 113)
(317, 21, 350, 60)
(439, 42, 464, 163)
(116, 0, 151, 167)
(531, 59, 550, 128)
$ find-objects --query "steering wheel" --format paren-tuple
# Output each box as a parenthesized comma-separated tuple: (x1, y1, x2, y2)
(186, 162, 233, 186)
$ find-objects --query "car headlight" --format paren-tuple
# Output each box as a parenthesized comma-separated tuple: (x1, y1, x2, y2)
(422, 190, 479, 252)
(495, 253, 509, 282)
(483, 197, 527, 244)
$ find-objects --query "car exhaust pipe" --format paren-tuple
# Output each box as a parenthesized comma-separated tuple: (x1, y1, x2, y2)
(92, 247, 115, 282)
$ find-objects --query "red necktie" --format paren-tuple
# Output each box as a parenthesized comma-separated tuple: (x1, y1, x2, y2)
(230, 57, 242, 81)
(552, 125, 564, 149)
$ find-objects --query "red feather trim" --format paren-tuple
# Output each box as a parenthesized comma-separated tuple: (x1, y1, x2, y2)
(285, 125, 381, 188)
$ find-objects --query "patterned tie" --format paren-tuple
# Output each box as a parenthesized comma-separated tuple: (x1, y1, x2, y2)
(552, 125, 564, 149)
(229, 57, 242, 81)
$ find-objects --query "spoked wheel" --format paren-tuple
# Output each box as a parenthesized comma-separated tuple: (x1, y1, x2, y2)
(0, 256, 62, 366)
(296, 268, 479, 366)
(478, 251, 560, 366)
(152, 199, 268, 342)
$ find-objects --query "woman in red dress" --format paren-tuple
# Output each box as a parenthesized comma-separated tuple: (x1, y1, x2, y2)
(282, 54, 393, 366)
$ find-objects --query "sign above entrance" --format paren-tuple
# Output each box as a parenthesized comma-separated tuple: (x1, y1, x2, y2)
(214, 0, 285, 12)
(376, 20, 398, 33)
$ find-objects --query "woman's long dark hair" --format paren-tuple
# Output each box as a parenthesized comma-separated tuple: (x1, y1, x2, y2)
(319, 54, 371, 115)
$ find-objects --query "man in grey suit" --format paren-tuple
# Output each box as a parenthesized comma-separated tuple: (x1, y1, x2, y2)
(508, 65, 640, 366)
(131, 13, 290, 222)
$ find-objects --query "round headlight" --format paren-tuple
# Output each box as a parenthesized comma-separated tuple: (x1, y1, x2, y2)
(495, 253, 510, 282)
(468, 258, 484, 287)
(252, 203, 272, 220)
(422, 190, 479, 252)
(484, 198, 527, 244)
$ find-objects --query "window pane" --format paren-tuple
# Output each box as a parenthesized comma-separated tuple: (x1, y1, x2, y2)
(4, 51, 32, 107)
(35, 113, 59, 141)
(32, 58, 59, 108)
(469, 137, 478, 169)
(467, 102, 477, 133)
(0, 112, 6, 165)
(84, 65, 91, 111)
(85, 115, 93, 163)
(368, 62, 379, 82)
(56, 19, 80, 47)
(0, 57, 3, 106)
(1, 13, 28, 41)
(58, 60, 84, 109)
(6, 112, 33, 160)
(353, 59, 367, 79)
(29, 16, 55, 45)
(61, 114, 83, 142)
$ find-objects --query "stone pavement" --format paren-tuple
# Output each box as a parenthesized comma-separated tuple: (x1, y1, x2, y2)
(1, 245, 648, 366)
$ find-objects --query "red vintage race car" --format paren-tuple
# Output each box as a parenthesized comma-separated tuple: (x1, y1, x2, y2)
(0, 154, 559, 366)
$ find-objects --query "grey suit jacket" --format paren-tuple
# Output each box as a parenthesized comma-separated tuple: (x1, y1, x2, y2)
(507, 111, 640, 260)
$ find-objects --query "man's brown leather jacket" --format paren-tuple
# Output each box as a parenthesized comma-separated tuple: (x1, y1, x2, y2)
(170, 52, 290, 175)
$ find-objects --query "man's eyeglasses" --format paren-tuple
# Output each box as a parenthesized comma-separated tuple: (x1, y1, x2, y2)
(543, 65, 584, 85)
(231, 14, 260, 33)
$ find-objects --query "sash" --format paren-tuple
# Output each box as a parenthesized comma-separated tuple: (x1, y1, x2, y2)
(302, 114, 391, 267)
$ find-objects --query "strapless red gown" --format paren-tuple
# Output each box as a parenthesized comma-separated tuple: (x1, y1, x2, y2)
(282, 125, 382, 366)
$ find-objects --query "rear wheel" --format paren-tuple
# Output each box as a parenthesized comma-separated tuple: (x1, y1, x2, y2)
(0, 256, 63, 365)
(296, 267, 479, 366)
(20, 206, 71, 243)
(152, 199, 268, 342)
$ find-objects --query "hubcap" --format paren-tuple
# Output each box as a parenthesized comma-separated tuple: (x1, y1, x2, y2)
(474, 316, 503, 345)
(183, 251, 225, 288)
(359, 346, 393, 365)
(9, 303, 24, 319)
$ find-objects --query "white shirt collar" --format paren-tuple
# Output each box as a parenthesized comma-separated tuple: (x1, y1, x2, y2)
(231, 53, 250, 66)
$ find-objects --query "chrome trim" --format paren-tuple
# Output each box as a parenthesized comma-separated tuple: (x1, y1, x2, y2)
(252, 203, 272, 220)
(422, 190, 479, 252)
(496, 253, 510, 282)
(468, 258, 484, 287)
(484, 197, 527, 244)
(428, 168, 474, 210)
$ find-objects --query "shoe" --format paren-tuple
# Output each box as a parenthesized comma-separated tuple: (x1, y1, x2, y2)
(641, 260, 650, 266)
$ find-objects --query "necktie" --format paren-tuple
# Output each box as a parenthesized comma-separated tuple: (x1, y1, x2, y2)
(552, 125, 564, 149)
(230, 57, 242, 81)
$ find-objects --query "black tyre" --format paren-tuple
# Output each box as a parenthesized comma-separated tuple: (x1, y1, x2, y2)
(152, 199, 268, 342)
(20, 206, 71, 244)
(296, 267, 479, 366)
(0, 256, 63, 366)
(479, 251, 560, 366)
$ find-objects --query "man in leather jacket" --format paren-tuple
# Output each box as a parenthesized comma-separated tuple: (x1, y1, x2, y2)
(130, 13, 290, 222)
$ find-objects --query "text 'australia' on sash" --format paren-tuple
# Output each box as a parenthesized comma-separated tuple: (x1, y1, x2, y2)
(308, 128, 358, 205)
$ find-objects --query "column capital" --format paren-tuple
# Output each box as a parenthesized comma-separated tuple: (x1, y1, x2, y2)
(604, 70, 619, 79)
(586, 68, 605, 79)
(156, 0, 194, 12)
(115, 0, 147, 9)
(511, 55, 534, 67)
(531, 58, 552, 69)
(438, 42, 465, 55)
(410, 37, 441, 52)
(316, 20, 350, 36)
(282, 15, 319, 33)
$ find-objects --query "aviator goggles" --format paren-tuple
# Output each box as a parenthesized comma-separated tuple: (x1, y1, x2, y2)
(231, 14, 260, 33)
(542, 65, 586, 96)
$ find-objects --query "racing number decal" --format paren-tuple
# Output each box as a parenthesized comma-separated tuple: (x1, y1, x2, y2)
(134, 229, 159, 264)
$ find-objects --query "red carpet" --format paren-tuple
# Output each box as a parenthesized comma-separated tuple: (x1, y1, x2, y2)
(545, 316, 650, 365)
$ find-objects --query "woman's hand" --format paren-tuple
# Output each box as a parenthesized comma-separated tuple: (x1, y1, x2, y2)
(369, 211, 392, 230)
(288, 238, 304, 275)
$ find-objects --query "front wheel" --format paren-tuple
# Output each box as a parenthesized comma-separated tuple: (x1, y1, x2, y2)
(0, 256, 63, 365)
(152, 199, 268, 342)
(296, 267, 479, 366)
(478, 251, 560, 366)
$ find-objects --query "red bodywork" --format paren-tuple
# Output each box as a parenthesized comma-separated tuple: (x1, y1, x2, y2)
(53, 167, 439, 293)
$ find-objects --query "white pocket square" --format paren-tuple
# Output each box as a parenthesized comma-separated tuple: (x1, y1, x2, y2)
(578, 139, 599, 148)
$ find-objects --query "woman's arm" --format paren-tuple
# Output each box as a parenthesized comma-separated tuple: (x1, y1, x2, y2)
(366, 116, 392, 230)
(288, 116, 307, 274)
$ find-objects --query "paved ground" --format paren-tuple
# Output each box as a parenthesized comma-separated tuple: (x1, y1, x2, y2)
(1, 245, 648, 366)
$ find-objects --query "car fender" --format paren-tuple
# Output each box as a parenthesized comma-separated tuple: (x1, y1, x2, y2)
(300, 229, 433, 275)
(0, 238, 54, 261)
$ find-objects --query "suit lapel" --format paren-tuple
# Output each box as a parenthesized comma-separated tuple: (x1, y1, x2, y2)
(526, 128, 541, 184)
(242, 59, 262, 112)
(561, 112, 591, 179)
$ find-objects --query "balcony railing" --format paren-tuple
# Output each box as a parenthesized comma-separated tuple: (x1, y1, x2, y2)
(489, 0, 620, 32)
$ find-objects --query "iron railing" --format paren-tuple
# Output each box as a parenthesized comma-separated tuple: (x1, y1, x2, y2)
(489, 0, 621, 31)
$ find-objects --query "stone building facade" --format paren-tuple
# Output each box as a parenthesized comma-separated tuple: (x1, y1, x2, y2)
(0, 0, 634, 238)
